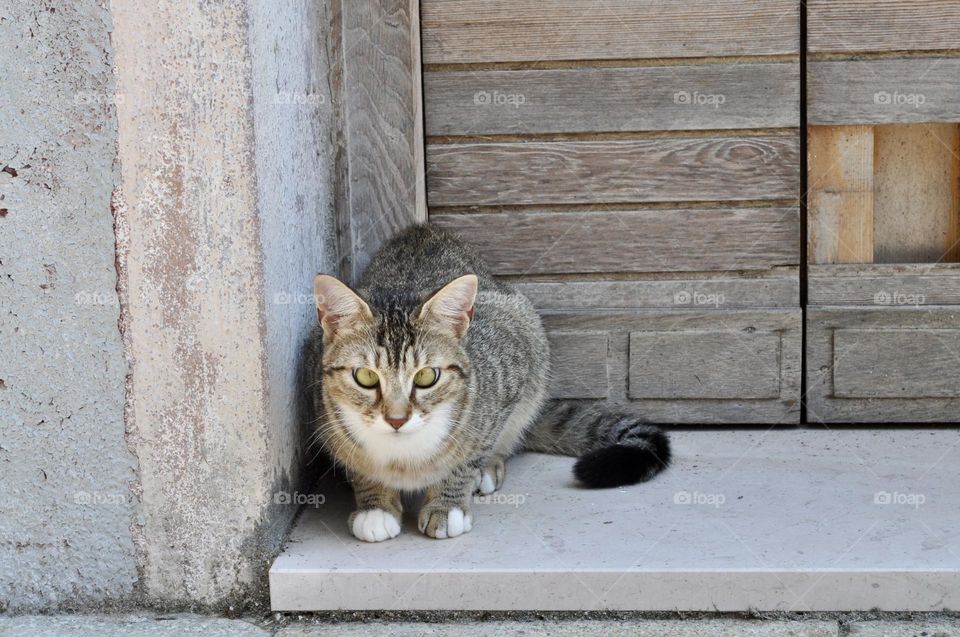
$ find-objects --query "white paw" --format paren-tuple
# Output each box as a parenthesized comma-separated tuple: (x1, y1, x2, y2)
(350, 509, 401, 543)
(419, 506, 473, 539)
(477, 470, 497, 495)
(473, 459, 505, 495)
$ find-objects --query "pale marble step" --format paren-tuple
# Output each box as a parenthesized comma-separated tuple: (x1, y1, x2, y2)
(270, 429, 960, 611)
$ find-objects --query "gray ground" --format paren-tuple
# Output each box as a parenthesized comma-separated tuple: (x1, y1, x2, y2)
(2, 613, 960, 637)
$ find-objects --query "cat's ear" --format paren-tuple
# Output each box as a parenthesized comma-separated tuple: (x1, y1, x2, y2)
(313, 274, 372, 336)
(419, 274, 477, 338)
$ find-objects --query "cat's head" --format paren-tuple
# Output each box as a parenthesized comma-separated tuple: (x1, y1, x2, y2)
(312, 273, 477, 463)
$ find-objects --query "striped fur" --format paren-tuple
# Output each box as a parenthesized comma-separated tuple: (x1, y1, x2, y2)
(523, 402, 671, 488)
(305, 224, 670, 541)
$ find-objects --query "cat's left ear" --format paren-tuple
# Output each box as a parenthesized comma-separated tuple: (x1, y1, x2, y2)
(419, 274, 477, 338)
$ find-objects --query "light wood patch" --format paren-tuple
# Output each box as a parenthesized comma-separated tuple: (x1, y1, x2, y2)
(874, 123, 960, 263)
(808, 126, 875, 264)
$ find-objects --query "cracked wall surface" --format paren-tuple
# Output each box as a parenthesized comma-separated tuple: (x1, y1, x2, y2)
(1, 0, 336, 611)
(0, 0, 139, 611)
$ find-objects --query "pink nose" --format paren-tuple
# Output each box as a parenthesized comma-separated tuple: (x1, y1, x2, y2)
(385, 416, 408, 430)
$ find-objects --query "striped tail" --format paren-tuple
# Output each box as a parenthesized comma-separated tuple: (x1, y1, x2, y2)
(522, 402, 671, 488)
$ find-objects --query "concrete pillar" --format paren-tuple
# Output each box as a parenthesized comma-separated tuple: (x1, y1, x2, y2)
(111, 0, 336, 608)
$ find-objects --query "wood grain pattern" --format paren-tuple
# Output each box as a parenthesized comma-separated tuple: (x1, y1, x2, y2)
(833, 329, 960, 398)
(514, 275, 799, 310)
(547, 332, 609, 399)
(426, 135, 800, 206)
(807, 126, 874, 264)
(540, 309, 801, 424)
(338, 0, 426, 282)
(809, 263, 960, 305)
(807, 306, 960, 422)
(808, 59, 960, 125)
(874, 124, 960, 263)
(433, 207, 799, 274)
(421, 0, 800, 63)
(808, 0, 960, 53)
(424, 63, 799, 135)
(950, 125, 960, 263)
(629, 332, 782, 399)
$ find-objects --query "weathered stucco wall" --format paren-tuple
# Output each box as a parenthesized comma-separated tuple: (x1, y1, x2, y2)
(0, 0, 138, 611)
(1, 0, 336, 611)
(247, 0, 338, 536)
(110, 0, 336, 609)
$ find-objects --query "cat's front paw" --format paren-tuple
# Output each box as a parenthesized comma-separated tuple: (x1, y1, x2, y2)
(349, 508, 401, 542)
(474, 457, 505, 495)
(418, 504, 473, 539)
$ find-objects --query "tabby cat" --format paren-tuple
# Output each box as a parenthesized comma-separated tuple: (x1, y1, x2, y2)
(307, 224, 670, 542)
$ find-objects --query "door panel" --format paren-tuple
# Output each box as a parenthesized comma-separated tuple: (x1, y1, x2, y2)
(432, 207, 799, 275)
(628, 332, 783, 400)
(426, 137, 799, 206)
(424, 64, 799, 135)
(806, 0, 960, 422)
(807, 306, 960, 422)
(548, 332, 611, 400)
(541, 310, 801, 424)
(421, 0, 801, 423)
(421, 0, 799, 62)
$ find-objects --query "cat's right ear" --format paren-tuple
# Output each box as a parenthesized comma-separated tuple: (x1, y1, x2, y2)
(313, 275, 372, 336)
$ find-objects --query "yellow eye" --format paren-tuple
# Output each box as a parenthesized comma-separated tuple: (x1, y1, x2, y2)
(413, 367, 439, 388)
(353, 367, 380, 388)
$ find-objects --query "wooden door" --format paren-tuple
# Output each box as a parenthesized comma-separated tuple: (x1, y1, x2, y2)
(806, 1, 960, 422)
(417, 1, 802, 423)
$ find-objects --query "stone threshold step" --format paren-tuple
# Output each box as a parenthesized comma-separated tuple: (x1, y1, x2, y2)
(270, 428, 960, 611)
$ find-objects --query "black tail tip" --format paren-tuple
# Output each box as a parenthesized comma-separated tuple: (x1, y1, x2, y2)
(573, 433, 671, 489)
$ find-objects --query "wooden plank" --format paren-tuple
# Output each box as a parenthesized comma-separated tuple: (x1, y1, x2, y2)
(808, 0, 960, 53)
(834, 329, 960, 398)
(807, 126, 874, 264)
(433, 207, 799, 274)
(547, 332, 609, 399)
(424, 63, 799, 135)
(514, 275, 799, 310)
(808, 59, 960, 125)
(540, 308, 801, 424)
(426, 135, 800, 207)
(807, 306, 960, 422)
(874, 124, 960, 263)
(809, 263, 960, 305)
(629, 332, 782, 399)
(336, 0, 426, 282)
(421, 0, 800, 63)
(950, 124, 960, 263)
